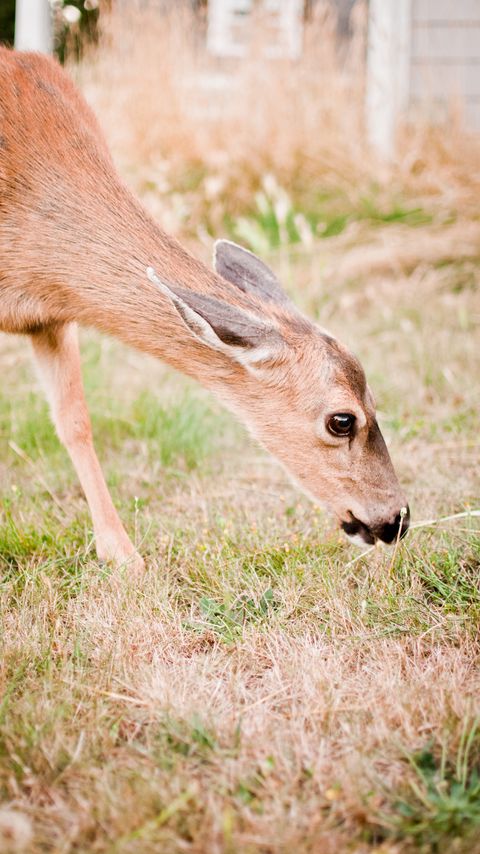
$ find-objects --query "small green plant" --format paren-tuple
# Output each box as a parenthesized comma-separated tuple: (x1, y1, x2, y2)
(0, 505, 54, 571)
(387, 719, 480, 849)
(414, 536, 480, 616)
(234, 757, 275, 806)
(156, 714, 218, 761)
(232, 174, 316, 254)
(187, 589, 276, 643)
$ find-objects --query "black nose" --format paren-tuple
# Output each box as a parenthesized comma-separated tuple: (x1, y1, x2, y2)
(374, 506, 410, 544)
(341, 506, 410, 546)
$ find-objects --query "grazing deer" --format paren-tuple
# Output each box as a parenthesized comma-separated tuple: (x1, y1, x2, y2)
(0, 48, 409, 572)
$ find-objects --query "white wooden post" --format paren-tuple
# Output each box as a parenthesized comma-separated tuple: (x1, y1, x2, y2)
(15, 0, 53, 54)
(366, 0, 412, 158)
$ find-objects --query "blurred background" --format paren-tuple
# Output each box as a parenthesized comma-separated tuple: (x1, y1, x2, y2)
(1, 0, 479, 252)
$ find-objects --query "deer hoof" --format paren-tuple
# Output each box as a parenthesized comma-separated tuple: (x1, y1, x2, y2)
(96, 535, 145, 575)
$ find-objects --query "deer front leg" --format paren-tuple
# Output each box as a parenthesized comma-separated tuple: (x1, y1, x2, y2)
(30, 323, 144, 573)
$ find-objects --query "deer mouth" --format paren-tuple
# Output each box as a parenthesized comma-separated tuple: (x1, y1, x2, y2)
(341, 515, 377, 546)
(341, 508, 410, 546)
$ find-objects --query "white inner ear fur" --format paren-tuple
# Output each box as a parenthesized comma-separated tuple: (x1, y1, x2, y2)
(146, 266, 278, 370)
(366, 384, 377, 409)
(237, 343, 277, 366)
(147, 266, 232, 353)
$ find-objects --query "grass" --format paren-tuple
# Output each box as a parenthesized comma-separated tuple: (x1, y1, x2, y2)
(386, 726, 480, 848)
(1, 5, 480, 852)
(1, 236, 479, 852)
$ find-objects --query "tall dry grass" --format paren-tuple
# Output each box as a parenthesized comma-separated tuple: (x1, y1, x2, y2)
(74, 1, 480, 241)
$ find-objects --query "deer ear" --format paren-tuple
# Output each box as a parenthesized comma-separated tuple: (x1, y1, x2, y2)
(147, 267, 282, 368)
(213, 240, 290, 305)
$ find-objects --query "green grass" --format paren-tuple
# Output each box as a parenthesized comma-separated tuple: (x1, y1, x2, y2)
(227, 178, 435, 255)
(0, 242, 479, 853)
(385, 722, 480, 850)
(0, 385, 220, 472)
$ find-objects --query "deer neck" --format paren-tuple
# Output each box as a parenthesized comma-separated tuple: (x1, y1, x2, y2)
(32, 171, 250, 394)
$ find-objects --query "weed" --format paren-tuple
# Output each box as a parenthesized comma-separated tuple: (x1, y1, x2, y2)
(414, 536, 480, 616)
(155, 714, 218, 762)
(186, 589, 277, 643)
(385, 721, 480, 850)
(232, 174, 316, 254)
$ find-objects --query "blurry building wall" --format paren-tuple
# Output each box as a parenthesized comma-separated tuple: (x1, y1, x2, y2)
(410, 0, 480, 130)
(367, 0, 480, 156)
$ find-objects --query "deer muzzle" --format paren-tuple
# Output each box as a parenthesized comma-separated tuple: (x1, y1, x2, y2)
(341, 505, 410, 546)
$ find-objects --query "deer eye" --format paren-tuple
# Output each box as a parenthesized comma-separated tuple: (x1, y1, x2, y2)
(326, 413, 356, 437)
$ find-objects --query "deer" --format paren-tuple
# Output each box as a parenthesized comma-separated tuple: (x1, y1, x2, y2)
(0, 48, 409, 573)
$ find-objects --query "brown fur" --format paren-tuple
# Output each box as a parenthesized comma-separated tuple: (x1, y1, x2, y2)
(0, 49, 408, 569)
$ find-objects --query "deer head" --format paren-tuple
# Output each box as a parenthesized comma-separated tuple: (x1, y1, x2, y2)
(147, 241, 409, 546)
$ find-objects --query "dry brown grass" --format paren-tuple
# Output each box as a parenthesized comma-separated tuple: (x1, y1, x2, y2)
(1, 233, 479, 851)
